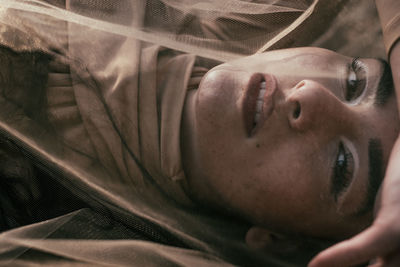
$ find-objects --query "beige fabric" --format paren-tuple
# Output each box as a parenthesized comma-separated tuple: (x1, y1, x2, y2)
(376, 0, 400, 55)
(0, 0, 373, 266)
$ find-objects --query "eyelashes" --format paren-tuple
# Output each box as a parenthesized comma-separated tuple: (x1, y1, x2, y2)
(345, 58, 394, 107)
(332, 142, 354, 202)
(345, 58, 367, 102)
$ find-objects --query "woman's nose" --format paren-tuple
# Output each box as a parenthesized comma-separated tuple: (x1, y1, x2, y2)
(285, 80, 350, 132)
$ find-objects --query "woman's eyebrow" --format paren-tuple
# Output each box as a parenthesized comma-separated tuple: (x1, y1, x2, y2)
(374, 59, 394, 106)
(354, 138, 384, 217)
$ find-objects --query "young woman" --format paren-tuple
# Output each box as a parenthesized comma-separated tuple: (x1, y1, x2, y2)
(0, 0, 398, 266)
(311, 0, 400, 266)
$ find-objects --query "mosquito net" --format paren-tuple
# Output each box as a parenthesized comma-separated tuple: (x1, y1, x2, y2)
(0, 0, 384, 266)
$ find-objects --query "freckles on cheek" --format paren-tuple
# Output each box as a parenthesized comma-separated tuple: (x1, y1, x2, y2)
(197, 105, 220, 129)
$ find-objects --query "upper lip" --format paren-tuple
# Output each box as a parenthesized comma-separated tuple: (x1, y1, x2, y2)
(242, 73, 277, 136)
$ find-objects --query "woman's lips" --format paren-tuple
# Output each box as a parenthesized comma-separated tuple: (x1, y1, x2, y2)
(242, 73, 277, 136)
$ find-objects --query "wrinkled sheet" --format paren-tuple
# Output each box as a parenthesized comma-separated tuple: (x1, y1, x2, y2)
(0, 0, 384, 266)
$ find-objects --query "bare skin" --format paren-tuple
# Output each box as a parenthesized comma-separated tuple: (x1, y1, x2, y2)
(309, 0, 400, 266)
(181, 47, 400, 241)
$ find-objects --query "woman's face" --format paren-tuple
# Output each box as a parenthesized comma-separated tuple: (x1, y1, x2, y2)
(181, 47, 400, 239)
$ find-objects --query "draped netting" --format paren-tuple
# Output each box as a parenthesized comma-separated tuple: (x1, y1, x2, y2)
(0, 0, 384, 266)
(0, 0, 349, 61)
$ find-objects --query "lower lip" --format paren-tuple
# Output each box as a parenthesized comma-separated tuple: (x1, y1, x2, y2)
(242, 73, 277, 136)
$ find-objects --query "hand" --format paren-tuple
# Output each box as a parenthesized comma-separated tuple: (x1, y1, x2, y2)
(308, 135, 400, 267)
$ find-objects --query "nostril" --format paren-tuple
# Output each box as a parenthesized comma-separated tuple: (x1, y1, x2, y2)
(293, 101, 301, 119)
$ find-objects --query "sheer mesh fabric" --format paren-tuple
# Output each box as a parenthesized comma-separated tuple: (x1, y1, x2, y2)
(0, 0, 384, 266)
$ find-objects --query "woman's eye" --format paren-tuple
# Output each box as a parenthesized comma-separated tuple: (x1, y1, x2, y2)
(331, 142, 354, 201)
(345, 58, 366, 102)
